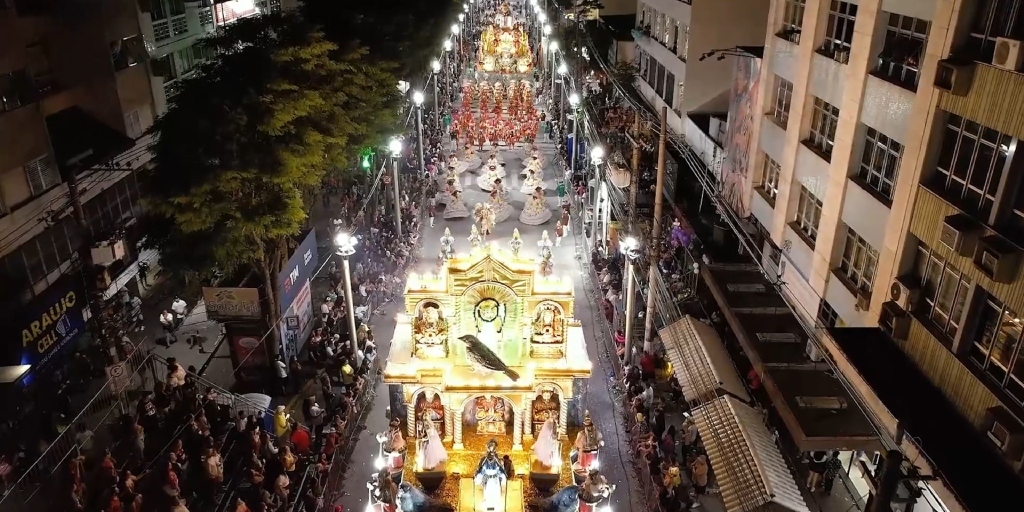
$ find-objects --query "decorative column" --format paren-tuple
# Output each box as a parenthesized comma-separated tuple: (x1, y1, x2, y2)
(454, 398, 465, 450)
(557, 398, 569, 440)
(512, 405, 524, 451)
(523, 397, 533, 441)
(406, 401, 417, 439)
(444, 406, 455, 443)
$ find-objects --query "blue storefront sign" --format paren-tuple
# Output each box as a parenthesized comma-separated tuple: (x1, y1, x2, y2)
(16, 273, 88, 370)
(276, 230, 318, 359)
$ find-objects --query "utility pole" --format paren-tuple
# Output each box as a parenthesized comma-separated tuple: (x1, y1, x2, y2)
(628, 111, 641, 232)
(643, 107, 667, 353)
(66, 170, 117, 362)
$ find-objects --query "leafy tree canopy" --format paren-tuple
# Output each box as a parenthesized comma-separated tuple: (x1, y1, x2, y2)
(300, 0, 462, 79)
(140, 13, 401, 284)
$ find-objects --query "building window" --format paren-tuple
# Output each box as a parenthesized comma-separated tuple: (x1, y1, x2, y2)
(933, 113, 1010, 218)
(913, 241, 971, 340)
(678, 24, 689, 59)
(771, 75, 793, 128)
(876, 13, 929, 90)
(970, 295, 1024, 403)
(795, 186, 822, 242)
(818, 300, 841, 327)
(839, 226, 879, 294)
(779, 0, 806, 43)
(150, 0, 167, 21)
(858, 127, 903, 202)
(759, 154, 781, 204)
(168, 0, 185, 17)
(24, 154, 60, 196)
(966, 0, 1024, 63)
(663, 72, 676, 107)
(820, 1, 858, 64)
(0, 70, 34, 112)
(676, 82, 684, 114)
(808, 97, 840, 157)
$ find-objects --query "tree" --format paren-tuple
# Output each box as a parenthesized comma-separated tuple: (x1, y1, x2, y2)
(300, 0, 462, 79)
(139, 13, 401, 358)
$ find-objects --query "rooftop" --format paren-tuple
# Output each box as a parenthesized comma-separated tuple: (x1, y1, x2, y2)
(703, 263, 879, 451)
(830, 327, 1024, 512)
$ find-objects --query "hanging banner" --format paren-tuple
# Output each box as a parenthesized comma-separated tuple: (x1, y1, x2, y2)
(720, 57, 763, 219)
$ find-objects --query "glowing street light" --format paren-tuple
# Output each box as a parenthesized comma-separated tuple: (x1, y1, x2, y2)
(451, 23, 460, 35)
(543, 24, 551, 36)
(458, 13, 465, 21)
(591, 145, 606, 164)
(333, 232, 359, 353)
(537, 11, 547, 23)
(443, 39, 453, 52)
(412, 91, 425, 183)
(412, 91, 425, 106)
(568, 92, 581, 176)
(388, 137, 403, 157)
(548, 40, 558, 52)
(431, 59, 441, 73)
(568, 92, 580, 106)
(557, 62, 568, 75)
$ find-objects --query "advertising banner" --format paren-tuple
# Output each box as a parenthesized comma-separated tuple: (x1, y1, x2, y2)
(720, 57, 763, 219)
(276, 230, 318, 359)
(202, 287, 262, 321)
(14, 273, 88, 370)
(227, 323, 269, 383)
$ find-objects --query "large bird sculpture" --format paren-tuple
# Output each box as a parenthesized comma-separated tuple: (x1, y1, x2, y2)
(458, 334, 521, 381)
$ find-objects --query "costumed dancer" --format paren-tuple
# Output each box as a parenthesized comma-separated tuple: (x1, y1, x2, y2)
(474, 439, 508, 509)
(415, 411, 448, 471)
(532, 417, 560, 468)
(488, 188, 513, 223)
(444, 190, 470, 219)
(519, 187, 552, 226)
(509, 228, 524, 257)
(520, 169, 546, 194)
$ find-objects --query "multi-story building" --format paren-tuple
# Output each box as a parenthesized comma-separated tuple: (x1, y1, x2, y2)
(739, 0, 1024, 509)
(0, 0, 157, 381)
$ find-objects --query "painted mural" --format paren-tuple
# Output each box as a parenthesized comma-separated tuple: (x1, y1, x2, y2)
(720, 57, 762, 219)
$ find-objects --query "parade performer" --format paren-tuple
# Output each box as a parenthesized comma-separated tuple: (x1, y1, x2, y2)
(488, 188, 513, 223)
(443, 190, 470, 219)
(520, 169, 546, 193)
(477, 165, 503, 192)
(415, 411, 448, 471)
(533, 417, 560, 468)
(519, 187, 552, 226)
(474, 440, 507, 510)
(509, 228, 524, 257)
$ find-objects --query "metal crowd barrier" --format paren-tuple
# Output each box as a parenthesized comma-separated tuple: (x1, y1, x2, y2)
(0, 344, 154, 510)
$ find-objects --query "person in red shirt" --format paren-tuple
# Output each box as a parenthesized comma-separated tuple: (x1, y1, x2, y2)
(290, 423, 312, 456)
(640, 351, 656, 382)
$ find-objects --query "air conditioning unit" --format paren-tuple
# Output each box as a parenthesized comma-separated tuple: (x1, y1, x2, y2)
(974, 235, 1021, 283)
(806, 339, 823, 362)
(854, 294, 871, 312)
(934, 59, 975, 96)
(880, 302, 911, 341)
(889, 276, 921, 312)
(993, 37, 1024, 71)
(939, 214, 979, 256)
(983, 406, 1024, 464)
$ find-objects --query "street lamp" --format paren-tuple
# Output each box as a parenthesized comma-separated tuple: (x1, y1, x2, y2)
(548, 41, 559, 94)
(537, 11, 546, 23)
(458, 13, 465, 22)
(431, 59, 442, 129)
(413, 91, 425, 176)
(621, 236, 640, 366)
(388, 137, 404, 239)
(334, 232, 360, 354)
(557, 61, 568, 116)
(543, 24, 551, 36)
(591, 146, 605, 165)
(568, 92, 580, 176)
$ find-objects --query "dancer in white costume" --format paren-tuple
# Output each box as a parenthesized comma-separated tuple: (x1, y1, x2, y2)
(484, 153, 506, 177)
(519, 187, 552, 225)
(447, 154, 468, 174)
(436, 178, 459, 206)
(416, 412, 448, 471)
(493, 178, 511, 202)
(520, 169, 546, 193)
(444, 190, 470, 219)
(463, 144, 482, 170)
(532, 418, 560, 467)
(442, 166, 463, 191)
(477, 165, 503, 191)
(488, 188, 513, 223)
(523, 153, 543, 177)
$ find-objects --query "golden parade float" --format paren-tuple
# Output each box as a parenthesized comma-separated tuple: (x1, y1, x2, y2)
(380, 238, 597, 512)
(478, 3, 533, 75)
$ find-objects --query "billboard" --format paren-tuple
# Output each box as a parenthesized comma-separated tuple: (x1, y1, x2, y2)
(276, 230, 318, 359)
(203, 287, 262, 321)
(720, 57, 762, 219)
(227, 323, 269, 383)
(14, 273, 88, 370)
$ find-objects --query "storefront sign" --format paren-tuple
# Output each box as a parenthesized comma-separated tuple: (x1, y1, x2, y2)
(202, 287, 262, 321)
(228, 328, 269, 383)
(14, 273, 88, 369)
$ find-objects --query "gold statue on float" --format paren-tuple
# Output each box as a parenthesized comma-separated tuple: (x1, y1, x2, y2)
(474, 395, 508, 435)
(532, 303, 564, 344)
(413, 302, 449, 357)
(477, 1, 533, 73)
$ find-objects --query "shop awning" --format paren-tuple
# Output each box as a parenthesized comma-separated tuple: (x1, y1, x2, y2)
(691, 396, 810, 512)
(659, 316, 750, 403)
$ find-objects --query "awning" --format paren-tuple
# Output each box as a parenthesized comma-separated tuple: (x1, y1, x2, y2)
(691, 396, 810, 512)
(659, 316, 750, 403)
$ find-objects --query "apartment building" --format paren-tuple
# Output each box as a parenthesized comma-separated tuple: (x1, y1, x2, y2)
(142, 0, 282, 113)
(740, 0, 1024, 508)
(632, 0, 769, 133)
(0, 0, 158, 379)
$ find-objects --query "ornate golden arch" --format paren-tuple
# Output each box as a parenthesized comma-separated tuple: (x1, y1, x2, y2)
(532, 300, 565, 319)
(409, 386, 445, 404)
(459, 281, 521, 336)
(533, 382, 565, 397)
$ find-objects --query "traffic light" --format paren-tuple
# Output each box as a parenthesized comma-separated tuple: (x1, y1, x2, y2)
(360, 147, 374, 171)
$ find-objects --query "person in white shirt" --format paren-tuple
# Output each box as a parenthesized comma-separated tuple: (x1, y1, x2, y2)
(320, 301, 331, 323)
(275, 357, 289, 395)
(171, 296, 188, 329)
(159, 310, 176, 346)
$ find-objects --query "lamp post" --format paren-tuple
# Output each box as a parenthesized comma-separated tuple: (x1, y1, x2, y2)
(591, 145, 606, 236)
(568, 92, 580, 176)
(452, 23, 461, 60)
(621, 236, 640, 366)
(389, 137, 404, 239)
(431, 59, 441, 129)
(557, 62, 568, 124)
(334, 232, 359, 354)
(548, 41, 558, 93)
(413, 91, 425, 175)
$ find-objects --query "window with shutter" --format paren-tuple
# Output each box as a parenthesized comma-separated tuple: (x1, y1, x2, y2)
(125, 110, 143, 139)
(24, 154, 60, 196)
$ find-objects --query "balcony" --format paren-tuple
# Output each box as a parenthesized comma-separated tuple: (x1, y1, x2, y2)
(140, 7, 215, 57)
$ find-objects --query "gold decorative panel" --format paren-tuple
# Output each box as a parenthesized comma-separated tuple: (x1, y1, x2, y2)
(937, 63, 1024, 139)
